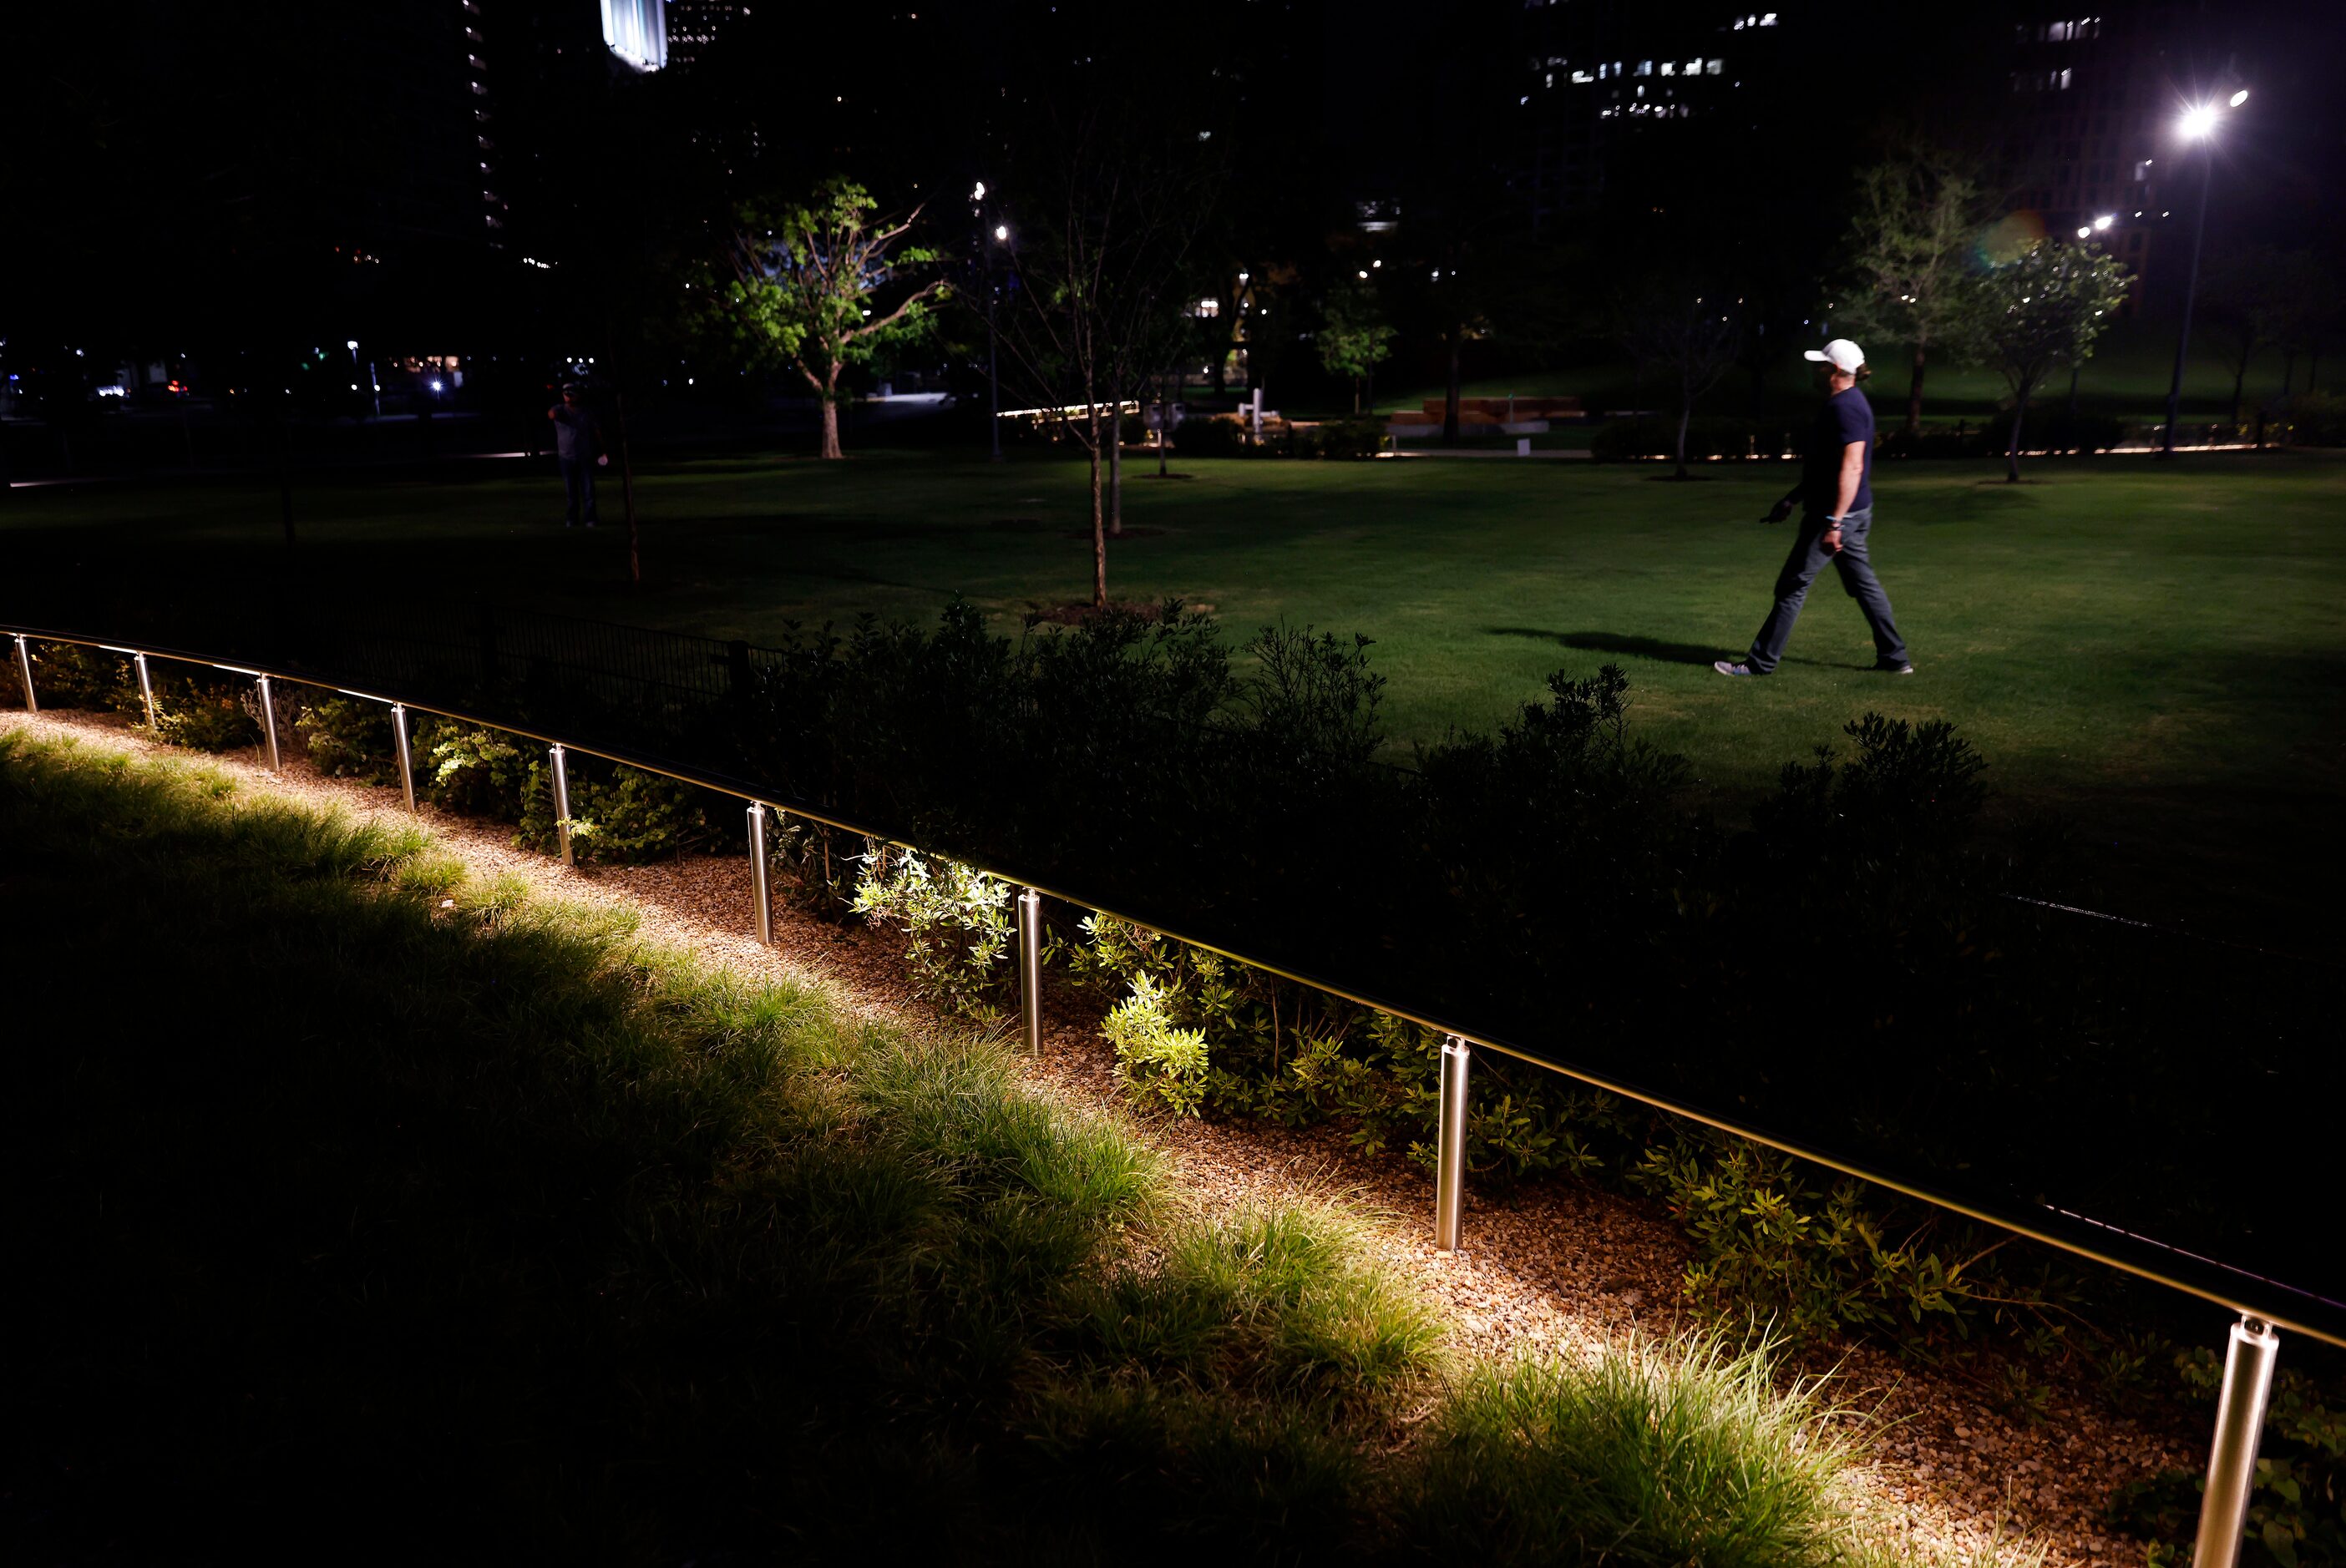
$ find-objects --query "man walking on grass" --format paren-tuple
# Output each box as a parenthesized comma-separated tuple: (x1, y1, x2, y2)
(1715, 338, 1913, 677)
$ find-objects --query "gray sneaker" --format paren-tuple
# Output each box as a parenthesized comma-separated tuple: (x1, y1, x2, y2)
(1714, 660, 1764, 677)
(1876, 660, 1915, 675)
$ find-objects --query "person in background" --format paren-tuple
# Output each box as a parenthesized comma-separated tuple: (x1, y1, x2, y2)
(547, 382, 608, 528)
(1715, 338, 1913, 678)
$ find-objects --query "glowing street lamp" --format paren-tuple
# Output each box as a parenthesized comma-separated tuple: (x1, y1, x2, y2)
(2162, 89, 2247, 456)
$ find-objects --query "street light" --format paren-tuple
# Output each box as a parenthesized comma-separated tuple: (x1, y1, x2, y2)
(2161, 90, 2246, 457)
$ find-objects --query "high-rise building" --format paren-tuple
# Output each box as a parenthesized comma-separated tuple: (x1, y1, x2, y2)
(665, 0, 744, 69)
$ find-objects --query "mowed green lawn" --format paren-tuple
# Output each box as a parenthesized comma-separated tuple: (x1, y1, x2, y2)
(8, 447, 2342, 941)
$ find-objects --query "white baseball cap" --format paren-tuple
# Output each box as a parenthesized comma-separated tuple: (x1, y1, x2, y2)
(1804, 338, 1865, 372)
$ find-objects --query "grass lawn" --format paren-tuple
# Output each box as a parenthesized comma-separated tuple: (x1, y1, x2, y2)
(0, 728, 1979, 1564)
(6, 446, 2341, 943)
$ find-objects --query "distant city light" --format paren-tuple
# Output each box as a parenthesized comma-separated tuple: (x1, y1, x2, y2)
(2094, 215, 2115, 230)
(430, 379, 444, 392)
(971, 180, 986, 200)
(345, 339, 358, 351)
(2179, 104, 2220, 139)
(2229, 89, 2250, 107)
(994, 225, 1008, 240)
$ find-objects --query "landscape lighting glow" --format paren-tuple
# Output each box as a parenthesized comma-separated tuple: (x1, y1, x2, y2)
(2180, 104, 2219, 139)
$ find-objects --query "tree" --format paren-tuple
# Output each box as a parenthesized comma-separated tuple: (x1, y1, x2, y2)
(1954, 240, 2131, 481)
(1315, 281, 1395, 415)
(1619, 283, 1741, 480)
(716, 179, 945, 459)
(1839, 149, 1992, 438)
(997, 105, 1211, 608)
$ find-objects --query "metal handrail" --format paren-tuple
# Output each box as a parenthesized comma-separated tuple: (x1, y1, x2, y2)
(2, 619, 2321, 1568)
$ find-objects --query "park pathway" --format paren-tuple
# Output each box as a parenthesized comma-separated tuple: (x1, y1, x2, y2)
(3, 708, 2203, 1568)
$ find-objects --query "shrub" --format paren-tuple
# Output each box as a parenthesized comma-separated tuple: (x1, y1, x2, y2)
(418, 720, 535, 821)
(23, 642, 134, 711)
(295, 691, 399, 783)
(1102, 969, 1209, 1116)
(1629, 1135, 1993, 1343)
(515, 758, 707, 864)
(850, 847, 1016, 1022)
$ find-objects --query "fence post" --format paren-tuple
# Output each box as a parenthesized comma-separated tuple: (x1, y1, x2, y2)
(255, 674, 282, 772)
(1017, 888, 1043, 1053)
(747, 802, 773, 944)
(15, 635, 38, 713)
(550, 744, 574, 866)
(1435, 1034, 1472, 1252)
(2191, 1315, 2281, 1568)
(134, 653, 159, 730)
(391, 703, 417, 813)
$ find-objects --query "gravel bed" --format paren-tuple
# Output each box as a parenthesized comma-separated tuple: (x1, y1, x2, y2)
(3, 709, 2200, 1565)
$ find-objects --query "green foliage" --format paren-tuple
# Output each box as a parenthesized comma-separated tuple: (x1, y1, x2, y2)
(294, 691, 398, 783)
(1953, 239, 2132, 473)
(2110, 1353, 2346, 1568)
(710, 176, 944, 453)
(418, 719, 535, 820)
(850, 846, 1015, 1022)
(1833, 147, 1993, 425)
(1102, 970, 1210, 1116)
(1317, 281, 1396, 393)
(23, 640, 133, 710)
(1629, 1136, 1989, 1343)
(517, 758, 706, 864)
(149, 678, 264, 752)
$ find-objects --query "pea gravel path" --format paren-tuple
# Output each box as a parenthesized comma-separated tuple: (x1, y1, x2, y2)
(3, 708, 2204, 1566)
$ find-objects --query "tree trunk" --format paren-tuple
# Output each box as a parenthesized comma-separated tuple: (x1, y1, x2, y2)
(1442, 331, 1462, 446)
(818, 362, 844, 459)
(1087, 404, 1107, 609)
(1907, 342, 1927, 437)
(2006, 391, 2028, 483)
(1675, 388, 1692, 480)
(1157, 371, 1170, 477)
(2283, 348, 2298, 398)
(1107, 399, 1123, 537)
(2229, 362, 2247, 431)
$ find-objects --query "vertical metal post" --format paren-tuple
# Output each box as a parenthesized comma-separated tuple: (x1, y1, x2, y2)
(15, 635, 39, 713)
(1017, 888, 1043, 1053)
(255, 674, 281, 771)
(549, 744, 573, 867)
(134, 653, 159, 729)
(747, 802, 773, 945)
(391, 703, 416, 813)
(2191, 1315, 2282, 1568)
(1435, 1034, 1472, 1252)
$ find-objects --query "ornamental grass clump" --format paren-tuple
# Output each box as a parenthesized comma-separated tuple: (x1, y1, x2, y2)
(1401, 1333, 1860, 1567)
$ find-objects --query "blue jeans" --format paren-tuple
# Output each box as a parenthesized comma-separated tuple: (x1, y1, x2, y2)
(1746, 506, 1908, 672)
(560, 458, 597, 525)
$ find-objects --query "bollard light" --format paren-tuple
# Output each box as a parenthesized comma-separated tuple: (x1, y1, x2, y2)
(2191, 1315, 2281, 1568)
(391, 703, 417, 813)
(1435, 1035, 1472, 1252)
(550, 744, 574, 866)
(747, 802, 774, 944)
(1018, 888, 1044, 1053)
(255, 674, 282, 771)
(134, 653, 159, 729)
(14, 635, 39, 714)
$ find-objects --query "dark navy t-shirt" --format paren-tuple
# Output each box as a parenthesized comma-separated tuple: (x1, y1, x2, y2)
(1803, 387, 1874, 516)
